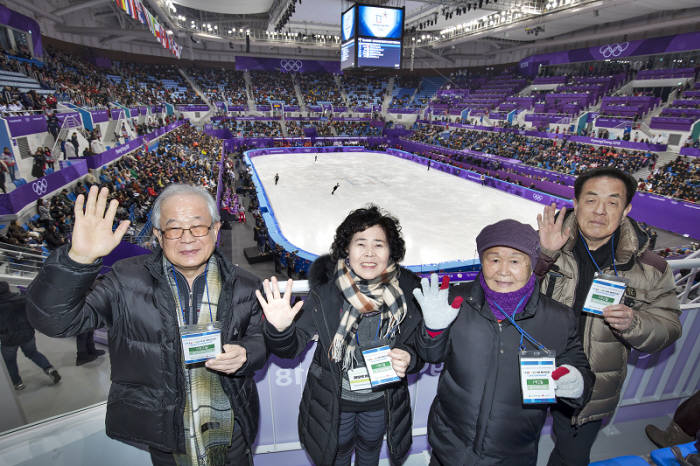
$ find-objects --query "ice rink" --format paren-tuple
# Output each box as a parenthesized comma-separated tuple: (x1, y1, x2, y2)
(251, 151, 547, 267)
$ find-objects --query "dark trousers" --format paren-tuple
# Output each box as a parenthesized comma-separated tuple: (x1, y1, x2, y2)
(547, 407, 603, 466)
(334, 409, 386, 466)
(675, 390, 700, 437)
(76, 331, 97, 357)
(149, 421, 251, 466)
(1, 336, 52, 385)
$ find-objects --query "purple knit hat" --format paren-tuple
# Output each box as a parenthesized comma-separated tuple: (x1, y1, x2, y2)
(476, 219, 540, 270)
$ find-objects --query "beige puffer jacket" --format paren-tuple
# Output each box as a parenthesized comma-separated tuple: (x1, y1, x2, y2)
(539, 214, 681, 425)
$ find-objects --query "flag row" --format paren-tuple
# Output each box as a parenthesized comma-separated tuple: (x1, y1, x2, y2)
(114, 0, 182, 58)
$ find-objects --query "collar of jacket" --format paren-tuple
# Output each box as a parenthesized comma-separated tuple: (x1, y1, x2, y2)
(464, 275, 542, 322)
(559, 210, 649, 272)
(143, 246, 235, 283)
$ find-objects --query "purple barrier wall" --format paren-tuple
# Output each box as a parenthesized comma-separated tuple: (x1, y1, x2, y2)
(679, 147, 700, 158)
(110, 108, 124, 120)
(0, 159, 88, 214)
(5, 114, 47, 137)
(227, 105, 247, 111)
(139, 106, 148, 116)
(151, 105, 164, 113)
(0, 5, 43, 57)
(90, 110, 109, 124)
(519, 32, 700, 76)
(567, 136, 667, 152)
(235, 56, 340, 74)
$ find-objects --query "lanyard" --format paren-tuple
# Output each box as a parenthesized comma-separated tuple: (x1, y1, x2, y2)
(491, 295, 547, 352)
(580, 231, 618, 276)
(170, 265, 213, 325)
(356, 316, 383, 346)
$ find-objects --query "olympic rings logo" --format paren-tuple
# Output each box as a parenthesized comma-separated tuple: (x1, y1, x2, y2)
(280, 59, 303, 72)
(32, 179, 48, 196)
(532, 193, 543, 202)
(599, 42, 629, 58)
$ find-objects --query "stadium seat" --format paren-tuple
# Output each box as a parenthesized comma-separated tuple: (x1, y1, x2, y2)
(650, 442, 698, 465)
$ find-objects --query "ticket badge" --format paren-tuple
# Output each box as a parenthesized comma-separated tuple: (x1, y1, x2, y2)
(361, 345, 400, 387)
(348, 367, 372, 391)
(180, 322, 222, 365)
(519, 350, 556, 404)
(582, 273, 628, 316)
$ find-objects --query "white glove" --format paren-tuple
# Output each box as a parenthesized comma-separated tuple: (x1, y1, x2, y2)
(552, 364, 584, 399)
(412, 273, 463, 331)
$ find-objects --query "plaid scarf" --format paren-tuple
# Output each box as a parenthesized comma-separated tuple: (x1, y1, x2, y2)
(164, 255, 234, 466)
(331, 259, 407, 370)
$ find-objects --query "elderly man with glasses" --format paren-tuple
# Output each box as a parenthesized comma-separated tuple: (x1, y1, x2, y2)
(27, 184, 266, 466)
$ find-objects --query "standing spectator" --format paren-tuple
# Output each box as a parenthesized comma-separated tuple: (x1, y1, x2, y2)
(31, 147, 46, 179)
(260, 206, 423, 466)
(27, 185, 266, 464)
(537, 167, 682, 466)
(47, 111, 59, 143)
(0, 281, 62, 390)
(1, 147, 17, 181)
(44, 146, 55, 171)
(70, 133, 79, 156)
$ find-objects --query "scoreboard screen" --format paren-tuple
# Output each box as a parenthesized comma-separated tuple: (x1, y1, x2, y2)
(340, 4, 403, 70)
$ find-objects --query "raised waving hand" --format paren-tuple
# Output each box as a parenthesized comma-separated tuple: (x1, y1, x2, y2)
(255, 276, 303, 332)
(68, 186, 131, 264)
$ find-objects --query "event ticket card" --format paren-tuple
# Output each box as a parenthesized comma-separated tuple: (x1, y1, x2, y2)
(361, 345, 400, 387)
(519, 350, 556, 404)
(348, 367, 372, 391)
(583, 276, 627, 316)
(180, 324, 222, 365)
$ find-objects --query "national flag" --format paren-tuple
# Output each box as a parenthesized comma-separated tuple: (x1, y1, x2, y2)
(123, 0, 133, 17)
(129, 0, 138, 20)
(135, 0, 146, 25)
(114, 0, 125, 10)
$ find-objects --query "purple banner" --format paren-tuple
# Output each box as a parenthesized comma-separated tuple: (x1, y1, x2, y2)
(56, 112, 82, 128)
(0, 159, 88, 215)
(129, 107, 139, 117)
(567, 136, 667, 152)
(110, 108, 124, 120)
(235, 56, 340, 74)
(151, 105, 164, 113)
(177, 105, 209, 112)
(5, 114, 47, 137)
(139, 106, 148, 116)
(519, 32, 700, 76)
(90, 110, 109, 124)
(0, 5, 43, 57)
(679, 147, 700, 158)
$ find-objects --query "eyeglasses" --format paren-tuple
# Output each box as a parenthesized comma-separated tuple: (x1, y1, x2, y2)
(158, 225, 213, 240)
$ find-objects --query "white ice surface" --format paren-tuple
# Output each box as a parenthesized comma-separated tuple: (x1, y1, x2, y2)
(251, 151, 546, 267)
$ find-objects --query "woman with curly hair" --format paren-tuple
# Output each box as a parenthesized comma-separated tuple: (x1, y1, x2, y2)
(257, 205, 425, 466)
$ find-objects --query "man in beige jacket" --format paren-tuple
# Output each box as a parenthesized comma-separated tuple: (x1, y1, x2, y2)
(536, 167, 681, 465)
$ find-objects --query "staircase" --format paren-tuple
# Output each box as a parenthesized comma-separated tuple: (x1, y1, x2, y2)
(381, 77, 395, 114)
(243, 71, 257, 112)
(293, 75, 306, 113)
(414, 76, 447, 111)
(335, 75, 350, 108)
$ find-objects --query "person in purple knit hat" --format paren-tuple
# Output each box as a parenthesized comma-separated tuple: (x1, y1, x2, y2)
(412, 219, 595, 465)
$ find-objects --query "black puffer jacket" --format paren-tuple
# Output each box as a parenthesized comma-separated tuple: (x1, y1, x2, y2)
(417, 278, 594, 465)
(0, 285, 34, 346)
(264, 255, 424, 465)
(26, 246, 265, 454)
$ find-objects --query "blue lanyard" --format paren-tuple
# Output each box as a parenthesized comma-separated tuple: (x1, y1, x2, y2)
(170, 265, 213, 325)
(491, 295, 547, 352)
(580, 231, 618, 276)
(356, 317, 383, 346)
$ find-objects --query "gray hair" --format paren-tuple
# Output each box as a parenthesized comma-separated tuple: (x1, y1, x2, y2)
(151, 184, 220, 229)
